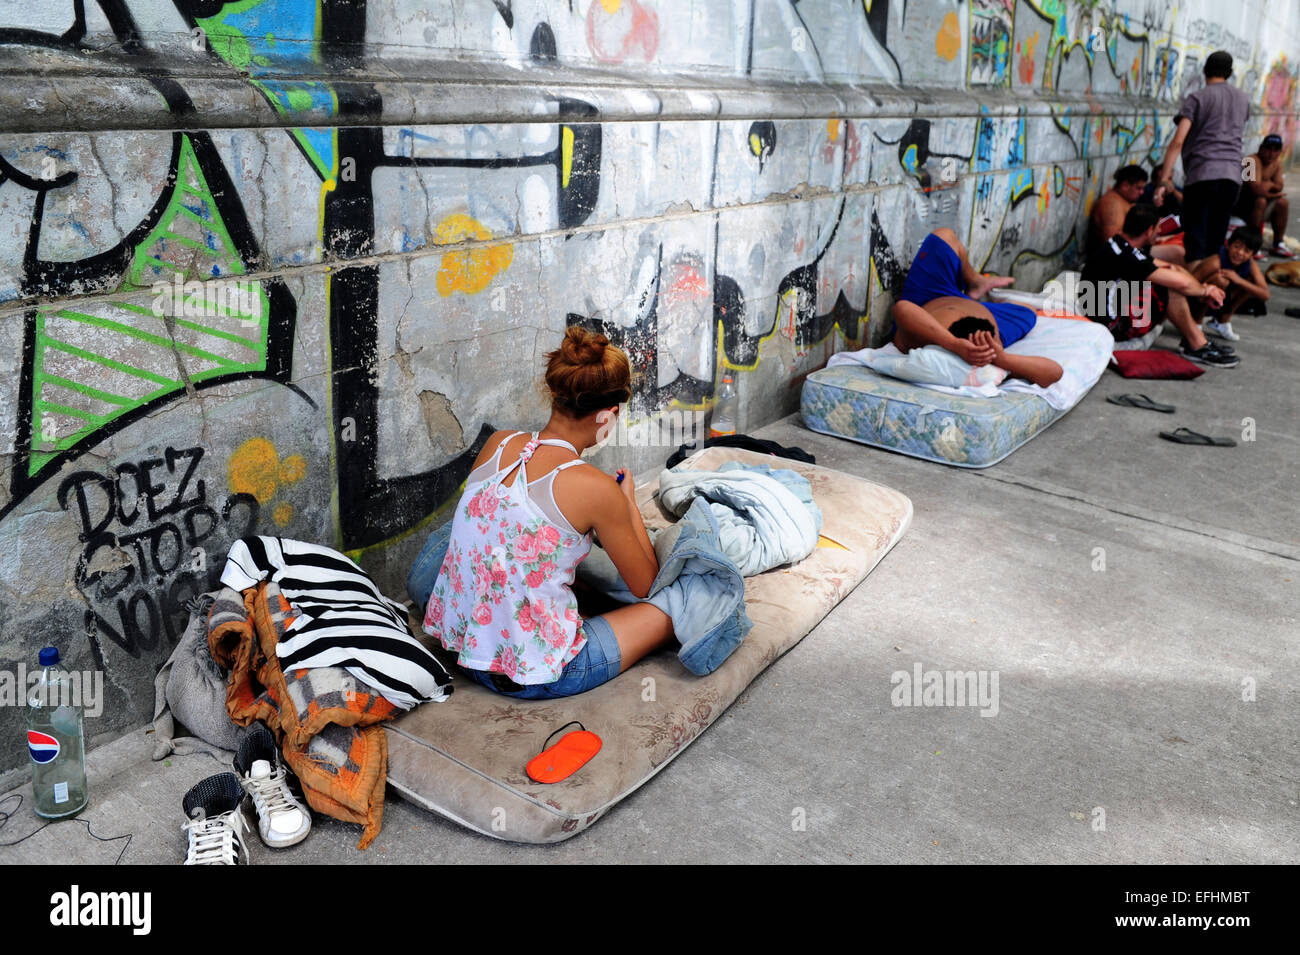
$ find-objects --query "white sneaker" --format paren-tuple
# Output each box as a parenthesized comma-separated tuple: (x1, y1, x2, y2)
(240, 759, 311, 849)
(235, 725, 311, 849)
(181, 773, 250, 865)
(1206, 319, 1240, 342)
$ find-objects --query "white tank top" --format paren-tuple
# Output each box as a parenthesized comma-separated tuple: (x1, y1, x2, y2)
(423, 432, 593, 685)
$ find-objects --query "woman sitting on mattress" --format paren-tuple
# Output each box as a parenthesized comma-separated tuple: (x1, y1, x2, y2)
(422, 327, 674, 699)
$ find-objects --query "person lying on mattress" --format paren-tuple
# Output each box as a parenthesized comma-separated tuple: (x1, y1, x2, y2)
(889, 228, 1064, 387)
(421, 327, 674, 699)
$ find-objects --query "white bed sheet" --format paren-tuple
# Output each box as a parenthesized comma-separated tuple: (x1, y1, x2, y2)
(827, 317, 1114, 412)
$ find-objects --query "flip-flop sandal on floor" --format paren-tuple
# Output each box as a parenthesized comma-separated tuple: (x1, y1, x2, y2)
(1108, 394, 1175, 413)
(1159, 427, 1236, 447)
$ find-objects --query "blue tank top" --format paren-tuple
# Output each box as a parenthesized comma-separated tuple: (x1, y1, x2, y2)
(1218, 246, 1251, 279)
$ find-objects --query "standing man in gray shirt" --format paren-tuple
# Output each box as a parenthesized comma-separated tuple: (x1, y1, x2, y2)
(1158, 51, 1251, 266)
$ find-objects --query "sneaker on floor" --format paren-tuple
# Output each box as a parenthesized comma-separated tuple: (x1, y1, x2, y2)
(1206, 319, 1240, 341)
(1185, 335, 1234, 355)
(235, 724, 311, 849)
(1181, 341, 1240, 367)
(182, 773, 250, 865)
(1271, 243, 1295, 259)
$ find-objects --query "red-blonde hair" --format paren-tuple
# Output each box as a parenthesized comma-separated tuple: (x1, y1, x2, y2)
(544, 327, 632, 417)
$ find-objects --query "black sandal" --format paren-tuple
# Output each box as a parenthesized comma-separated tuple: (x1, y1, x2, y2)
(1108, 394, 1175, 413)
(1159, 427, 1236, 447)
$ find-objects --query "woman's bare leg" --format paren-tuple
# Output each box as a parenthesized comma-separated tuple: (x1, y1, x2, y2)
(598, 602, 675, 673)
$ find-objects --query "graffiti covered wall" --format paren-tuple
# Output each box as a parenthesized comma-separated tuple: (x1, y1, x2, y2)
(1, 0, 1298, 771)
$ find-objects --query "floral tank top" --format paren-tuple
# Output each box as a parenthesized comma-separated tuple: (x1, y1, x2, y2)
(423, 432, 593, 685)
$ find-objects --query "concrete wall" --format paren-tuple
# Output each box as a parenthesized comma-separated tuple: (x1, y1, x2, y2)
(1, 0, 1298, 773)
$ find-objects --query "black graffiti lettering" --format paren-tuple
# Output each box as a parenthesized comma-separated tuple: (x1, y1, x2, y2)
(223, 493, 260, 538)
(116, 531, 151, 586)
(183, 503, 219, 548)
(58, 471, 117, 541)
(121, 591, 160, 653)
(119, 522, 184, 579)
(61, 448, 268, 658)
(153, 523, 184, 578)
(115, 463, 141, 527)
(87, 607, 138, 660)
(78, 532, 135, 601)
(163, 573, 207, 645)
(167, 446, 205, 511)
(137, 456, 168, 523)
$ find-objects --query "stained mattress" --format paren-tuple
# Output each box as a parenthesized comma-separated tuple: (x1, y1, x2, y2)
(384, 446, 912, 843)
(800, 364, 1065, 468)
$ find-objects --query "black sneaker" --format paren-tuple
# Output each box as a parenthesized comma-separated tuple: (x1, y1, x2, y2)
(181, 773, 250, 865)
(1181, 336, 1235, 356)
(1181, 342, 1240, 367)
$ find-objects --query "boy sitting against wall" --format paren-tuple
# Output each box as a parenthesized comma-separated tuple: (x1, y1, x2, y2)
(1189, 226, 1270, 342)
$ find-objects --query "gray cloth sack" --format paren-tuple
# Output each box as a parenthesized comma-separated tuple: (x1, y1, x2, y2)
(150, 593, 242, 759)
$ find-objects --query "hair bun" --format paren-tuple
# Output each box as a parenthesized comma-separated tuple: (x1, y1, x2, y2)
(544, 326, 632, 417)
(562, 326, 608, 365)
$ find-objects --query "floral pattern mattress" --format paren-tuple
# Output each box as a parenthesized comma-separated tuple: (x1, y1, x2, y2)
(385, 447, 912, 843)
(800, 364, 1064, 468)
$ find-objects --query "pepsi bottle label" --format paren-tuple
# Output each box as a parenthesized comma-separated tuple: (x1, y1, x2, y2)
(27, 729, 60, 764)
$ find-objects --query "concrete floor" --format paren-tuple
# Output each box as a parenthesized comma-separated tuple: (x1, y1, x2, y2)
(4, 234, 1298, 866)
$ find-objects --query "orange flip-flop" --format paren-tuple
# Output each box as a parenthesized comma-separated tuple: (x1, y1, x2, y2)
(526, 721, 602, 784)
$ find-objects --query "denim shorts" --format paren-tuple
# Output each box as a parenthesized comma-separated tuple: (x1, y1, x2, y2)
(460, 614, 622, 699)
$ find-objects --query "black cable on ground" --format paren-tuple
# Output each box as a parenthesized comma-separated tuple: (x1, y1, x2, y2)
(0, 792, 133, 864)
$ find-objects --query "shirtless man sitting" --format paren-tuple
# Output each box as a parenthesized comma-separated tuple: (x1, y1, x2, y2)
(1089, 165, 1185, 266)
(1236, 134, 1293, 258)
(890, 228, 1063, 388)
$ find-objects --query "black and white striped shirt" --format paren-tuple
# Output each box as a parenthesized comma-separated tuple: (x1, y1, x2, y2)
(221, 537, 453, 708)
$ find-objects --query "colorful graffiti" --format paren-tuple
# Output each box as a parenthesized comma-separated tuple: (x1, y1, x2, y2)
(1262, 56, 1300, 152)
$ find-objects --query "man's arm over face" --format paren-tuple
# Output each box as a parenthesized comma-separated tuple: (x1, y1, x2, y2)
(891, 301, 995, 366)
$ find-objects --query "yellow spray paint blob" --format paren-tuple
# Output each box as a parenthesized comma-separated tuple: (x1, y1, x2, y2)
(228, 437, 280, 504)
(228, 438, 307, 526)
(935, 11, 960, 62)
(434, 213, 513, 297)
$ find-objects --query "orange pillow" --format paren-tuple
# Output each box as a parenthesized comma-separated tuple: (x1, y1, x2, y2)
(526, 722, 602, 784)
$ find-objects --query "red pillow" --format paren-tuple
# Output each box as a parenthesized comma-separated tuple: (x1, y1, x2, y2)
(1111, 350, 1205, 379)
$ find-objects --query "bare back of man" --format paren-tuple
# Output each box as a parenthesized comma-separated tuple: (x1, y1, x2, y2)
(1091, 188, 1184, 266)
